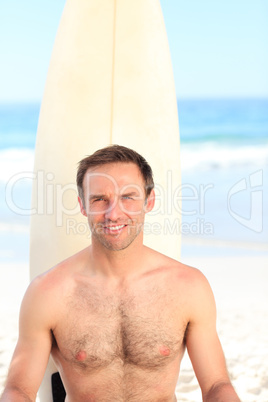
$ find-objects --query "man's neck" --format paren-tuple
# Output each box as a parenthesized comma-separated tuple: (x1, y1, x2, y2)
(88, 240, 149, 281)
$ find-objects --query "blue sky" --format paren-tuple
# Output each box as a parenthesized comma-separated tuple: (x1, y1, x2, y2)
(0, 0, 267, 102)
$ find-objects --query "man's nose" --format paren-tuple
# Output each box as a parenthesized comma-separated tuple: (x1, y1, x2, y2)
(105, 198, 122, 221)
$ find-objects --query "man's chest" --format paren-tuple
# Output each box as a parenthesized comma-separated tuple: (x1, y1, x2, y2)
(52, 282, 188, 371)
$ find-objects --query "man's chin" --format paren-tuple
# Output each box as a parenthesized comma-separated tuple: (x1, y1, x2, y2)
(98, 236, 135, 251)
(92, 231, 140, 252)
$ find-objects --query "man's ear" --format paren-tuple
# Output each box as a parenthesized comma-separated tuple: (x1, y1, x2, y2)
(144, 189, 155, 213)
(78, 196, 87, 217)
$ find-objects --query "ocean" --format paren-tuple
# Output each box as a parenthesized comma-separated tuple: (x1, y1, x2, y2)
(0, 99, 267, 263)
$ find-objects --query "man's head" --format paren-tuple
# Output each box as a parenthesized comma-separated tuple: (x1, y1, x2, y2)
(77, 145, 154, 208)
(76, 145, 155, 251)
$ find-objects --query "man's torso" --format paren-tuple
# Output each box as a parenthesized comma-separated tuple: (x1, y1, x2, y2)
(48, 254, 190, 401)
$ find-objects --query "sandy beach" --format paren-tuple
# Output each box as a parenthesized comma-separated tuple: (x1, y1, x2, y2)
(176, 254, 268, 401)
(0, 254, 267, 401)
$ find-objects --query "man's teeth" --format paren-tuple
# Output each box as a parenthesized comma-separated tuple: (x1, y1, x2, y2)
(107, 225, 125, 231)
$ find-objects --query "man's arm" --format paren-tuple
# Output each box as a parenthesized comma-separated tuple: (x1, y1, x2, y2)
(203, 381, 241, 402)
(0, 277, 54, 401)
(185, 268, 240, 402)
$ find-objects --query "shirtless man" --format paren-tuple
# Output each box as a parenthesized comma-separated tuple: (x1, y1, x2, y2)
(1, 145, 240, 401)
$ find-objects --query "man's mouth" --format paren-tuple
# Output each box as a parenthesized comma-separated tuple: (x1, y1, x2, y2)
(103, 224, 127, 233)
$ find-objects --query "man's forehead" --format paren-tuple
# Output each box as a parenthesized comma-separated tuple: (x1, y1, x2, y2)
(83, 162, 145, 192)
(84, 162, 142, 180)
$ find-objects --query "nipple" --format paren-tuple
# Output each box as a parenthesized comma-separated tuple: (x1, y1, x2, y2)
(75, 350, 87, 361)
(159, 345, 170, 357)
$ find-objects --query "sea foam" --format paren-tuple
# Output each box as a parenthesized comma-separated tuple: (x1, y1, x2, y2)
(0, 148, 34, 183)
(180, 142, 268, 172)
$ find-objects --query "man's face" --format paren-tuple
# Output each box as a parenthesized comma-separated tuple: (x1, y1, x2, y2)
(79, 162, 154, 251)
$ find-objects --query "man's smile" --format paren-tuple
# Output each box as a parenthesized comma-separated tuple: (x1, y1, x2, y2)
(103, 223, 128, 235)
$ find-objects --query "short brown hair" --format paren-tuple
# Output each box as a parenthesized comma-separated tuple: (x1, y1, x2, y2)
(77, 145, 154, 205)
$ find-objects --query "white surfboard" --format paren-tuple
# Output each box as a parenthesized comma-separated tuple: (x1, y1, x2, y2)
(30, 0, 180, 400)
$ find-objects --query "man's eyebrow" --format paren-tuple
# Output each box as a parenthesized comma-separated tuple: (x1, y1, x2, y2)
(88, 191, 142, 200)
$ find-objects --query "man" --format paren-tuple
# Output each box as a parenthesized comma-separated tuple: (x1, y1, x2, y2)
(1, 145, 240, 401)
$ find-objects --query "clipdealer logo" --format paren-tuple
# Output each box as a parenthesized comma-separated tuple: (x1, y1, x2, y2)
(227, 170, 263, 233)
(5, 170, 215, 237)
(5, 169, 264, 235)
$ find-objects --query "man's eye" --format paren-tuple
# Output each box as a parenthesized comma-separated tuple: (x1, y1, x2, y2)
(94, 198, 105, 202)
(122, 196, 133, 200)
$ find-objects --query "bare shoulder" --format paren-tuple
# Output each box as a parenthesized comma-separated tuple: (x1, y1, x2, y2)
(149, 248, 215, 306)
(23, 248, 88, 320)
(174, 260, 217, 320)
(175, 260, 212, 290)
(161, 256, 217, 323)
(150, 248, 209, 285)
(21, 264, 65, 329)
(30, 246, 88, 292)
